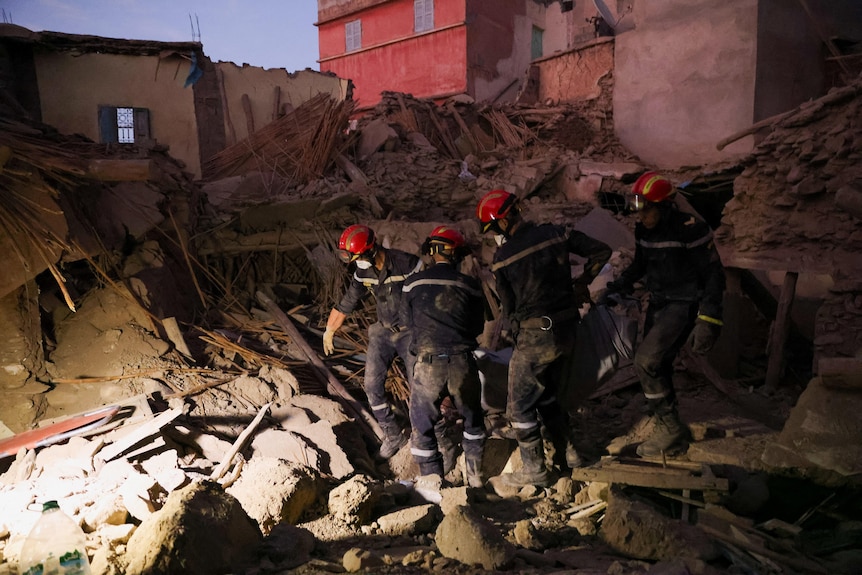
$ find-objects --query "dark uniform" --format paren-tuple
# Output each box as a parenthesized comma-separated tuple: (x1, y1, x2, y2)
(614, 206, 725, 421)
(335, 249, 423, 430)
(401, 261, 486, 481)
(492, 222, 611, 469)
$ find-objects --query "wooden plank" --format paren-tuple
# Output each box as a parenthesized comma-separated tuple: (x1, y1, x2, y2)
(698, 524, 827, 574)
(334, 153, 368, 185)
(715, 110, 794, 151)
(163, 316, 192, 360)
(211, 402, 271, 481)
(87, 159, 153, 181)
(765, 271, 798, 389)
(570, 463, 729, 491)
(96, 407, 184, 462)
(256, 291, 382, 441)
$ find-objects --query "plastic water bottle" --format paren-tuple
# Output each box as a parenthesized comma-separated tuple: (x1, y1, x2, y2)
(18, 500, 92, 575)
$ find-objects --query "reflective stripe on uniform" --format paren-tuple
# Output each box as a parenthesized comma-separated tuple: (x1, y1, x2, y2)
(511, 420, 539, 430)
(371, 402, 390, 411)
(491, 235, 567, 272)
(638, 230, 713, 250)
(644, 390, 670, 399)
(410, 447, 438, 458)
(463, 430, 486, 441)
(402, 277, 482, 296)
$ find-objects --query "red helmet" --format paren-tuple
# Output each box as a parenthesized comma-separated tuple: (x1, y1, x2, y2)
(428, 225, 465, 252)
(476, 190, 517, 233)
(337, 224, 376, 263)
(631, 172, 675, 209)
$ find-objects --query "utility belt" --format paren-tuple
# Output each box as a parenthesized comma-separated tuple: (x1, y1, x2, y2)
(515, 307, 580, 332)
(417, 350, 472, 363)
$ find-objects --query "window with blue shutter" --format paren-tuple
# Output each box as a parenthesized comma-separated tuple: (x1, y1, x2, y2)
(98, 106, 150, 144)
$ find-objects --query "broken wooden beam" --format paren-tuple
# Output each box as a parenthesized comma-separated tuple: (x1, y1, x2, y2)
(211, 401, 271, 481)
(765, 271, 798, 389)
(570, 460, 729, 491)
(96, 406, 185, 462)
(334, 153, 369, 186)
(256, 291, 382, 441)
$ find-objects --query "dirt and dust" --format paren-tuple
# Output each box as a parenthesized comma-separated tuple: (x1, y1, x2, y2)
(2, 80, 862, 574)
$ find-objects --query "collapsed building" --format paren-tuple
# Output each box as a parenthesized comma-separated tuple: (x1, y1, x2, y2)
(1, 6, 862, 575)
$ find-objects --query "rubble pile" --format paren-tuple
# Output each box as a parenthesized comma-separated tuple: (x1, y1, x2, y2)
(718, 79, 862, 363)
(1, 82, 862, 575)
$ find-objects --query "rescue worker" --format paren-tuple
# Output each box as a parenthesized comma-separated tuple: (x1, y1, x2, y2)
(603, 172, 726, 457)
(323, 224, 423, 459)
(400, 225, 487, 487)
(476, 190, 612, 487)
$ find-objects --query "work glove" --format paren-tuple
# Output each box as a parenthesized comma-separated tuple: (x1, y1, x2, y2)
(688, 315, 722, 355)
(323, 328, 336, 356)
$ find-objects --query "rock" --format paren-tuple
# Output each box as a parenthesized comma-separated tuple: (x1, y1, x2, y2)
(357, 119, 399, 161)
(434, 505, 515, 570)
(376, 503, 442, 536)
(257, 523, 317, 570)
(226, 457, 321, 534)
(600, 490, 720, 562)
(124, 481, 261, 575)
(327, 474, 382, 525)
(342, 547, 383, 572)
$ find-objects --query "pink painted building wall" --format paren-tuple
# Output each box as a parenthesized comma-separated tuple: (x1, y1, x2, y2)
(316, 0, 569, 110)
(318, 0, 468, 108)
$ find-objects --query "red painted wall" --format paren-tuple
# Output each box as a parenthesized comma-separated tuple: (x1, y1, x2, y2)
(319, 0, 469, 108)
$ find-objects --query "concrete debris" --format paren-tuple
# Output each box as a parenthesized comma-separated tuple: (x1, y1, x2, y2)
(2, 68, 862, 575)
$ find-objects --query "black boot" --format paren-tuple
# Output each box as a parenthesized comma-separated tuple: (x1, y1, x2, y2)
(379, 423, 407, 459)
(636, 409, 689, 458)
(502, 439, 551, 488)
(418, 458, 444, 478)
(434, 421, 459, 476)
(463, 438, 485, 488)
(540, 407, 583, 469)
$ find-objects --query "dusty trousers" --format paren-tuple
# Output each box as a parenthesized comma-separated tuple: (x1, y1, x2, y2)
(634, 300, 698, 413)
(506, 324, 575, 453)
(409, 352, 485, 473)
(365, 322, 415, 427)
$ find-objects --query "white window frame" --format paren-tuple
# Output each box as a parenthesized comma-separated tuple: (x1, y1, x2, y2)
(414, 0, 434, 33)
(117, 107, 135, 143)
(345, 19, 362, 52)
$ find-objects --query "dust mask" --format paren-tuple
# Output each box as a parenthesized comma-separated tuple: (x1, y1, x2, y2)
(494, 234, 507, 247)
(355, 259, 373, 270)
